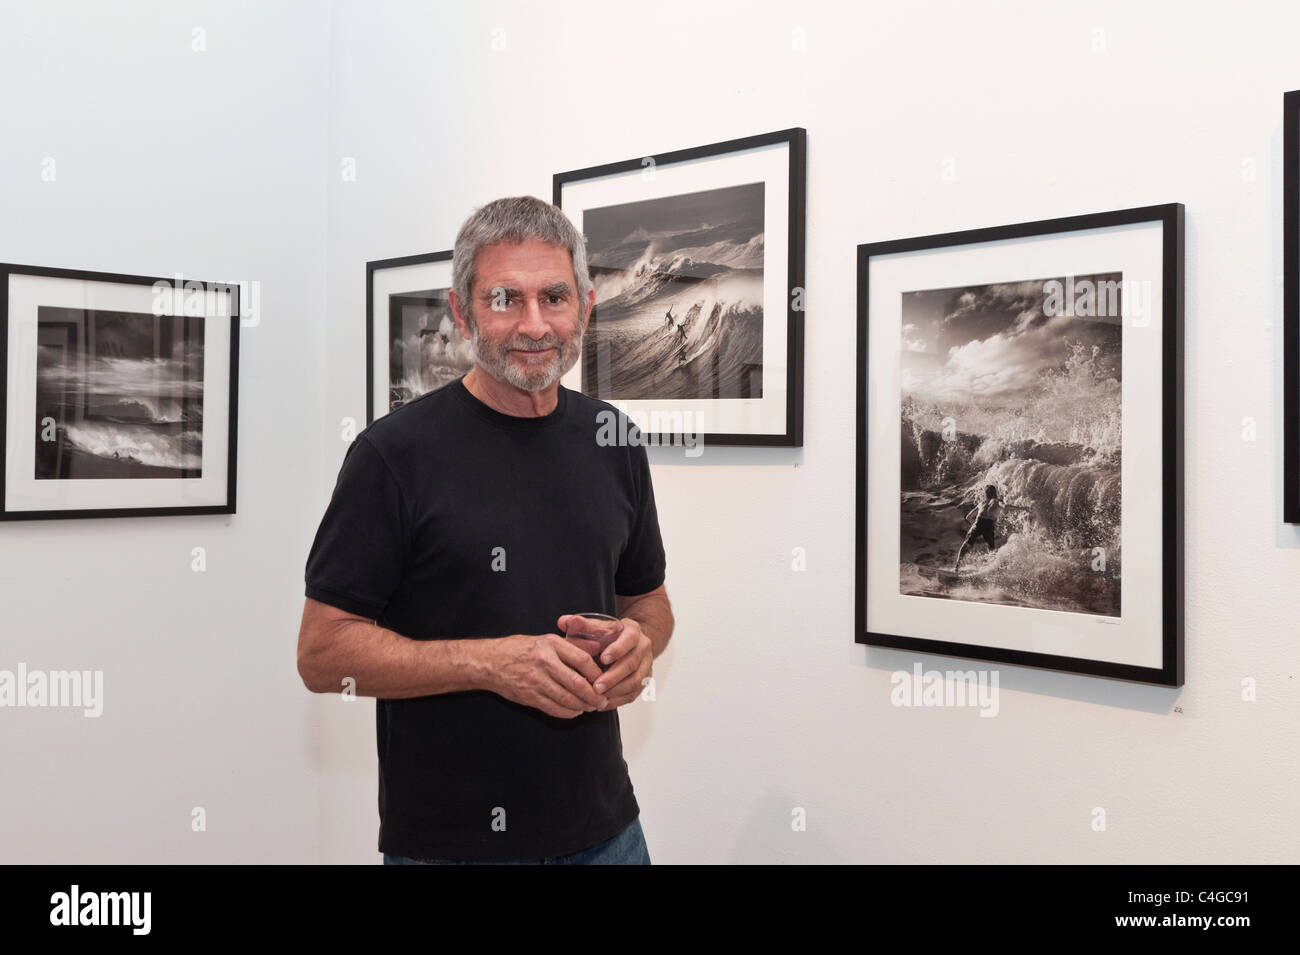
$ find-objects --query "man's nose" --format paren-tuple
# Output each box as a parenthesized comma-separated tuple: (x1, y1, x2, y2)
(517, 296, 549, 336)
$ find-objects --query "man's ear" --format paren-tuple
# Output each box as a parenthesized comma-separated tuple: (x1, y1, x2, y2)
(448, 289, 474, 340)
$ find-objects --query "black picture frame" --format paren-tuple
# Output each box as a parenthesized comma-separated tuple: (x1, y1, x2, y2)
(0, 262, 240, 520)
(855, 204, 1185, 686)
(1283, 90, 1300, 523)
(553, 127, 806, 447)
(365, 249, 458, 425)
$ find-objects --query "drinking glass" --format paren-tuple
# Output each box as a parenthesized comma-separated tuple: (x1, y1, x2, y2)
(563, 612, 622, 670)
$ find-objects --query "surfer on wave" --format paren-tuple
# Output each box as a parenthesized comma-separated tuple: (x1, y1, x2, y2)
(953, 484, 1031, 573)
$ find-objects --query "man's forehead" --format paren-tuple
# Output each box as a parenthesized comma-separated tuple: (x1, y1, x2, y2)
(475, 240, 573, 290)
(475, 267, 575, 293)
(477, 271, 573, 286)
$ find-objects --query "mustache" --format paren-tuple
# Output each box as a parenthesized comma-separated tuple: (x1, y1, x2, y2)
(504, 337, 564, 351)
(490, 331, 572, 353)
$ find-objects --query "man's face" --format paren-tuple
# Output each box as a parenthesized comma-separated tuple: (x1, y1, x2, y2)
(457, 238, 589, 392)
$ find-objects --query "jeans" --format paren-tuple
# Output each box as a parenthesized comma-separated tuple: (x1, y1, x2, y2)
(383, 816, 650, 865)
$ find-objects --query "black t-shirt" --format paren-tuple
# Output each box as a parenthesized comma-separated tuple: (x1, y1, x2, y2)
(303, 375, 667, 862)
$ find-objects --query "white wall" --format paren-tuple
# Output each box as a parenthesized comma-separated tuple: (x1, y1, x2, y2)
(0, 0, 329, 862)
(4, 0, 1298, 864)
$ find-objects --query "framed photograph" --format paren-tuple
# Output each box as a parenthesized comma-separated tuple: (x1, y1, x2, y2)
(366, 250, 472, 424)
(856, 205, 1184, 685)
(1, 263, 239, 520)
(1284, 90, 1300, 523)
(554, 127, 805, 447)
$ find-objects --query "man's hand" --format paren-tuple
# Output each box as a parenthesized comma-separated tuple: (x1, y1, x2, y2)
(557, 613, 625, 665)
(588, 616, 653, 709)
(482, 634, 609, 719)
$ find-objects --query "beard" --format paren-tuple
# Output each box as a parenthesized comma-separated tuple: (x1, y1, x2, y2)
(467, 308, 585, 392)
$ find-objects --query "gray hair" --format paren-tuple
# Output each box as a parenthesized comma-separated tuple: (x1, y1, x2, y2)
(452, 195, 592, 329)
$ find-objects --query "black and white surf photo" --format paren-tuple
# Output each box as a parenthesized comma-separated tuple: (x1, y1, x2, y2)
(580, 182, 765, 400)
(387, 290, 473, 411)
(34, 307, 204, 479)
(898, 274, 1123, 617)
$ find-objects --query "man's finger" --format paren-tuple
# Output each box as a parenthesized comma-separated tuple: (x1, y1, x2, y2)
(565, 634, 604, 661)
(525, 665, 591, 716)
(598, 625, 637, 667)
(593, 649, 646, 696)
(543, 640, 607, 707)
(604, 693, 638, 709)
(604, 681, 648, 708)
(607, 658, 653, 707)
(533, 673, 601, 715)
(537, 696, 585, 719)
(595, 656, 650, 698)
(549, 634, 605, 685)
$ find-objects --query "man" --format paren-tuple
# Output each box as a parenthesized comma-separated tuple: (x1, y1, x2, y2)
(952, 483, 1031, 573)
(298, 196, 674, 864)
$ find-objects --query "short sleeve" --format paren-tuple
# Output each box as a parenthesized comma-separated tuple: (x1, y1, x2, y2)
(304, 435, 409, 620)
(614, 442, 666, 596)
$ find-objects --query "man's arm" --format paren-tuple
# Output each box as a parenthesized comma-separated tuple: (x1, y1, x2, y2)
(296, 597, 488, 698)
(615, 583, 674, 658)
(297, 597, 607, 717)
